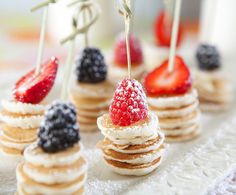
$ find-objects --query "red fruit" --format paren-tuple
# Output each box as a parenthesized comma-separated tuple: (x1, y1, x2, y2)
(114, 33, 143, 67)
(109, 79, 148, 126)
(154, 10, 183, 47)
(13, 57, 58, 104)
(144, 56, 192, 97)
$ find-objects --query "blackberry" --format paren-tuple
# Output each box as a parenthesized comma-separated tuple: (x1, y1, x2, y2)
(75, 47, 107, 83)
(196, 44, 221, 71)
(38, 101, 80, 153)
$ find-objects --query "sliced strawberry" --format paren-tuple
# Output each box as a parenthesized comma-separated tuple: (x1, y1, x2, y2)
(144, 56, 192, 96)
(114, 33, 143, 67)
(13, 57, 58, 104)
(154, 10, 183, 47)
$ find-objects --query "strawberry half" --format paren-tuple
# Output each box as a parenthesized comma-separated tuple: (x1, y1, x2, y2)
(144, 56, 192, 97)
(154, 10, 183, 47)
(13, 57, 59, 104)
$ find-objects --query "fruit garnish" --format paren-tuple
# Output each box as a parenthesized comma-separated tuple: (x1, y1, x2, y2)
(38, 101, 80, 153)
(13, 57, 58, 104)
(76, 47, 107, 83)
(196, 44, 220, 71)
(154, 10, 183, 47)
(109, 79, 148, 126)
(114, 33, 143, 67)
(144, 56, 192, 96)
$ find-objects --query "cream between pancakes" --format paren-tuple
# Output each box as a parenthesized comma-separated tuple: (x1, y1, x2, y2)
(97, 112, 165, 176)
(194, 70, 233, 112)
(16, 143, 87, 195)
(0, 100, 45, 157)
(147, 89, 201, 142)
(70, 79, 114, 132)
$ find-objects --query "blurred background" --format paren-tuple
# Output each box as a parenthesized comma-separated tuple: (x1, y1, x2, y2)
(0, 0, 235, 75)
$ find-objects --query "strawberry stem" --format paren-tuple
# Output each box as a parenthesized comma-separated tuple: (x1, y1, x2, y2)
(168, 0, 182, 72)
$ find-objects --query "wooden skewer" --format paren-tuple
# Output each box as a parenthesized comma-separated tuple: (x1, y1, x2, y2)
(35, 6, 49, 75)
(168, 0, 182, 72)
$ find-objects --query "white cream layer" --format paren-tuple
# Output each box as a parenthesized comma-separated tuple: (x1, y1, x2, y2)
(105, 132, 165, 154)
(17, 164, 86, 195)
(152, 101, 199, 118)
(0, 114, 43, 129)
(159, 111, 200, 129)
(1, 100, 45, 115)
(23, 158, 87, 185)
(97, 112, 159, 141)
(161, 124, 199, 136)
(24, 143, 83, 168)
(148, 89, 198, 109)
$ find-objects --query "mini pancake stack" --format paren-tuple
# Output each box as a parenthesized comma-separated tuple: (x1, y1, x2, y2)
(97, 113, 165, 176)
(148, 90, 201, 142)
(144, 56, 201, 142)
(194, 71, 233, 112)
(70, 47, 115, 132)
(70, 80, 114, 132)
(0, 100, 44, 159)
(16, 101, 87, 195)
(97, 79, 165, 176)
(16, 143, 87, 195)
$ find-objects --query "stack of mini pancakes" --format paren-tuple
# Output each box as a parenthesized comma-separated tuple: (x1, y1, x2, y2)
(97, 112, 165, 176)
(194, 71, 233, 112)
(16, 143, 87, 195)
(70, 80, 114, 132)
(148, 89, 201, 142)
(0, 100, 44, 159)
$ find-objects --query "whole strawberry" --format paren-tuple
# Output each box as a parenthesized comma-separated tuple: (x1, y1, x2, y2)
(109, 79, 148, 126)
(114, 33, 143, 67)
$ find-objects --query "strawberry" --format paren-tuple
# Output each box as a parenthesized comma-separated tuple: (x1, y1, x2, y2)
(109, 79, 148, 126)
(114, 33, 143, 67)
(154, 10, 183, 47)
(144, 56, 192, 96)
(13, 57, 58, 104)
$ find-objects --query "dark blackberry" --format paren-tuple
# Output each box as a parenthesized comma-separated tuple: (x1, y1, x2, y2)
(75, 47, 107, 83)
(38, 101, 80, 153)
(196, 44, 221, 71)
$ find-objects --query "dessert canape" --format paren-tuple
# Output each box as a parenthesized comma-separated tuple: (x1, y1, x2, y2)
(144, 56, 201, 142)
(97, 79, 165, 176)
(16, 101, 87, 195)
(194, 44, 233, 112)
(0, 58, 58, 168)
(109, 33, 145, 84)
(69, 47, 114, 132)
